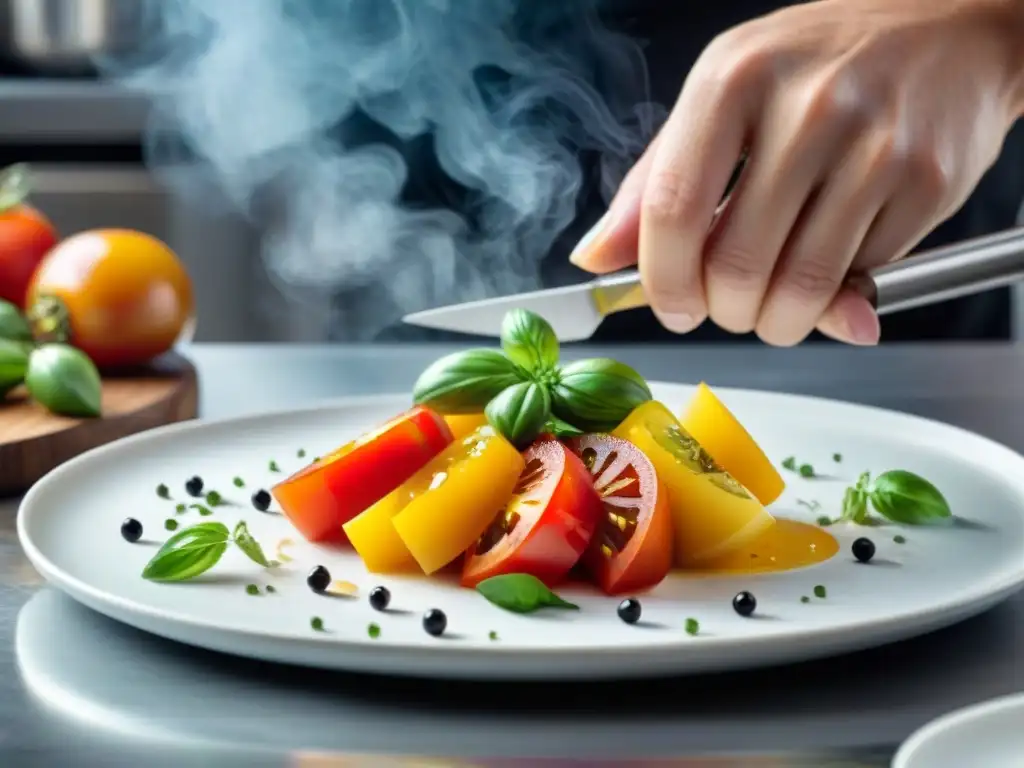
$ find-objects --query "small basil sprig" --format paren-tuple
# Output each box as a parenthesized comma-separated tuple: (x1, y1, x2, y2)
(841, 470, 952, 526)
(544, 415, 584, 438)
(0, 300, 31, 342)
(413, 349, 525, 413)
(551, 358, 651, 433)
(25, 343, 102, 418)
(485, 381, 551, 448)
(475, 573, 579, 613)
(501, 308, 558, 374)
(142, 520, 277, 582)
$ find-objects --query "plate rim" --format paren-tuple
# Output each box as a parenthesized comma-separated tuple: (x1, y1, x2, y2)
(892, 692, 1024, 767)
(16, 384, 1024, 672)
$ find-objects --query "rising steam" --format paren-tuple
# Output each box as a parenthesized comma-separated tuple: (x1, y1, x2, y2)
(98, 0, 659, 339)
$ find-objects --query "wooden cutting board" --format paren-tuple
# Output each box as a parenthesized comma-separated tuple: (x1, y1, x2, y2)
(0, 352, 198, 496)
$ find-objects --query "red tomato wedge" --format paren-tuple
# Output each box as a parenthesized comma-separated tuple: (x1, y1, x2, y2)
(272, 406, 452, 544)
(566, 434, 673, 595)
(461, 437, 603, 588)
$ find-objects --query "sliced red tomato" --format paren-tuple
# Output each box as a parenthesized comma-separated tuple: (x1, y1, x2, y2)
(272, 406, 452, 544)
(461, 437, 603, 588)
(565, 434, 673, 595)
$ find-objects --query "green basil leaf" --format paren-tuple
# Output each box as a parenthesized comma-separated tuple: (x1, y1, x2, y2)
(476, 573, 579, 613)
(543, 415, 584, 438)
(0, 163, 30, 213)
(485, 381, 551, 448)
(869, 470, 952, 525)
(233, 521, 272, 567)
(413, 349, 525, 413)
(141, 522, 230, 582)
(25, 343, 102, 417)
(0, 300, 31, 342)
(500, 308, 559, 373)
(0, 338, 29, 390)
(551, 358, 651, 432)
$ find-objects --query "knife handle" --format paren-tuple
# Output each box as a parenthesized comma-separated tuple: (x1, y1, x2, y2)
(592, 225, 1024, 318)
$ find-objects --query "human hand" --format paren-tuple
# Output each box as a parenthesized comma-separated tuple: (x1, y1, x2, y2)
(571, 0, 1024, 345)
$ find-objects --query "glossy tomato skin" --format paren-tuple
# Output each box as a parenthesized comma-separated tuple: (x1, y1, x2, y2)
(27, 229, 194, 367)
(273, 406, 453, 544)
(566, 434, 673, 595)
(461, 437, 603, 588)
(0, 204, 58, 308)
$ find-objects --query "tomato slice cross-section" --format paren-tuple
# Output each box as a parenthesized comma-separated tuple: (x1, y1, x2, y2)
(461, 437, 603, 588)
(272, 405, 453, 544)
(614, 401, 775, 566)
(566, 434, 673, 595)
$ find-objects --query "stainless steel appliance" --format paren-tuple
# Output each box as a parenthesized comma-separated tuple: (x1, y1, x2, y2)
(0, 0, 145, 75)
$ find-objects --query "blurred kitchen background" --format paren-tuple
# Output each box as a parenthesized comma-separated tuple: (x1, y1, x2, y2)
(4, 0, 1024, 344)
(0, 0, 331, 343)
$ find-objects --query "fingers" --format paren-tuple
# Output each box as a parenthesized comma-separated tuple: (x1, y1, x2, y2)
(756, 128, 904, 346)
(569, 137, 659, 274)
(702, 93, 839, 334)
(816, 287, 881, 345)
(637, 46, 762, 333)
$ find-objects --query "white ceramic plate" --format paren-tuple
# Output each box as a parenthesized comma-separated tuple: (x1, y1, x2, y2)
(893, 693, 1024, 768)
(17, 385, 1024, 680)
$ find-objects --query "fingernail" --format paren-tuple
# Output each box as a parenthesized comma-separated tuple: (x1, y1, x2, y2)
(655, 310, 700, 334)
(569, 213, 608, 267)
(844, 304, 880, 345)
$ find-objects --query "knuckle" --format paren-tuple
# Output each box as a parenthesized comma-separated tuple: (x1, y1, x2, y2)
(906, 147, 951, 204)
(798, 73, 864, 129)
(781, 257, 842, 298)
(706, 242, 771, 287)
(641, 170, 700, 228)
(699, 33, 770, 99)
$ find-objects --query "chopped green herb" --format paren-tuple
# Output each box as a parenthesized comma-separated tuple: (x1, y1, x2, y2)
(175, 503, 186, 514)
(685, 618, 700, 636)
(157, 483, 170, 499)
(813, 585, 827, 599)
(297, 448, 306, 458)
(245, 584, 260, 595)
(310, 616, 324, 631)
(816, 516, 833, 527)
(894, 535, 907, 544)
(797, 499, 821, 512)
(782, 456, 796, 471)
(800, 596, 810, 604)
(313, 456, 320, 463)
(265, 584, 276, 593)
(164, 518, 179, 531)
(368, 622, 381, 639)
(233, 477, 244, 488)
(191, 503, 214, 517)
(798, 464, 815, 478)
(206, 490, 222, 506)
(488, 630, 498, 641)
(269, 460, 280, 472)
(833, 453, 842, 463)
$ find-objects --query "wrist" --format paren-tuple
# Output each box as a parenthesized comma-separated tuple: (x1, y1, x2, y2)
(962, 0, 1024, 117)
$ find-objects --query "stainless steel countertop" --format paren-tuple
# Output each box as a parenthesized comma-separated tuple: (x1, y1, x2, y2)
(3, 341, 1023, 767)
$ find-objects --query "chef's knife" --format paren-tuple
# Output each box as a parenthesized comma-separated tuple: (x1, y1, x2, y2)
(403, 226, 1024, 341)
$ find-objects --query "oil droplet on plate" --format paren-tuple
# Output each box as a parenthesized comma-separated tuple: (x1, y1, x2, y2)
(687, 518, 839, 575)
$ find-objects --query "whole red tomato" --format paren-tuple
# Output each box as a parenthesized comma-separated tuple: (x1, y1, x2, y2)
(27, 228, 194, 368)
(0, 165, 58, 308)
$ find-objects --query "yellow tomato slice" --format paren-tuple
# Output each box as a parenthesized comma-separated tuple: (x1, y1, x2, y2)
(613, 401, 775, 566)
(444, 413, 489, 441)
(344, 425, 524, 574)
(393, 426, 525, 574)
(679, 382, 785, 506)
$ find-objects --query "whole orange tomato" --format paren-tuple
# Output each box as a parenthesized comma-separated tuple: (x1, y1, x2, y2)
(27, 229, 194, 368)
(0, 165, 59, 308)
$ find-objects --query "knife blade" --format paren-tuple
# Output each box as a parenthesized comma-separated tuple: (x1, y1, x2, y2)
(403, 226, 1024, 341)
